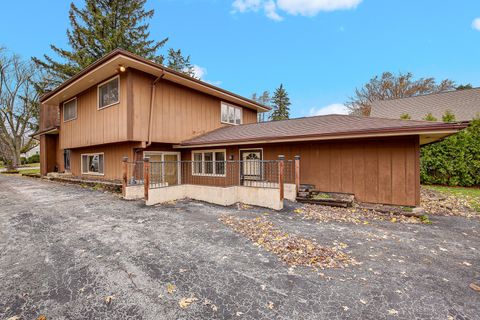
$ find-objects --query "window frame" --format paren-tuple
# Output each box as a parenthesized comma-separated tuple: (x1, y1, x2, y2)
(81, 152, 105, 176)
(62, 97, 77, 122)
(97, 75, 120, 110)
(221, 102, 242, 125)
(191, 149, 227, 177)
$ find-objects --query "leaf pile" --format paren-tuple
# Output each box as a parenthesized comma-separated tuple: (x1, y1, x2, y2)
(294, 205, 422, 224)
(220, 216, 357, 269)
(421, 188, 478, 218)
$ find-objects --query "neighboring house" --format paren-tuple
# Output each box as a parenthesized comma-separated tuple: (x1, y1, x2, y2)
(36, 49, 466, 207)
(22, 145, 40, 159)
(371, 88, 480, 121)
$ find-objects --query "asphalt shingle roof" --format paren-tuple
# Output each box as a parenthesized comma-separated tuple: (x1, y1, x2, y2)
(180, 114, 466, 146)
(371, 88, 480, 121)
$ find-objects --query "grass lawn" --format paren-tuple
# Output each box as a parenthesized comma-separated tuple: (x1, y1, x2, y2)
(20, 168, 40, 175)
(22, 162, 40, 167)
(425, 185, 480, 212)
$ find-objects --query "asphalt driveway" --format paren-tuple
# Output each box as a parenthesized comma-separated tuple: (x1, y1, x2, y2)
(0, 175, 479, 319)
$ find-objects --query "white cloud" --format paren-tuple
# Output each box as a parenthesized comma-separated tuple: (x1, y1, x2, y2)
(472, 18, 480, 31)
(232, 0, 362, 20)
(192, 65, 207, 79)
(309, 103, 349, 116)
(277, 0, 362, 16)
(232, 0, 263, 13)
(192, 65, 222, 86)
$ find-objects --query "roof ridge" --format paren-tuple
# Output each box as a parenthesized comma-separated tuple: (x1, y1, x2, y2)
(372, 87, 480, 104)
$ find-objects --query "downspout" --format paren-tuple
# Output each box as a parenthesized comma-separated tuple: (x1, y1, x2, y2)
(146, 70, 165, 147)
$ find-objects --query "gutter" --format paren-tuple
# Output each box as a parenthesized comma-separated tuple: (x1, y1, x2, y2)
(146, 71, 165, 147)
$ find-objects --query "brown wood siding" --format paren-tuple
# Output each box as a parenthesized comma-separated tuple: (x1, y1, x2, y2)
(69, 142, 136, 180)
(59, 74, 129, 149)
(39, 104, 60, 131)
(182, 136, 420, 206)
(130, 70, 258, 144)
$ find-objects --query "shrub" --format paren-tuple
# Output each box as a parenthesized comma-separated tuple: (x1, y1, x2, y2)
(27, 154, 40, 164)
(421, 118, 480, 186)
(400, 113, 411, 120)
(423, 113, 437, 121)
(442, 110, 456, 123)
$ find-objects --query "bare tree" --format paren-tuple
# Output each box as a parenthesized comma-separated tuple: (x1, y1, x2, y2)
(346, 72, 456, 116)
(0, 49, 41, 169)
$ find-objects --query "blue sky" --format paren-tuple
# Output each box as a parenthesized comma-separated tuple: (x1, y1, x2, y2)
(1, 0, 480, 118)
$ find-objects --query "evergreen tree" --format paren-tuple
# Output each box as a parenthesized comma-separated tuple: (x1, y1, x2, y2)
(33, 0, 168, 87)
(166, 49, 195, 77)
(269, 84, 290, 121)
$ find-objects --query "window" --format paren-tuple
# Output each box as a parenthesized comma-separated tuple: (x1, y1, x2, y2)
(221, 102, 242, 125)
(192, 150, 226, 176)
(98, 76, 119, 109)
(63, 98, 77, 122)
(81, 153, 104, 175)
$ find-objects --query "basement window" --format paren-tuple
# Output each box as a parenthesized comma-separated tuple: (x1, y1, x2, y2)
(192, 150, 226, 176)
(221, 102, 242, 125)
(81, 153, 104, 175)
(63, 98, 77, 122)
(98, 76, 119, 109)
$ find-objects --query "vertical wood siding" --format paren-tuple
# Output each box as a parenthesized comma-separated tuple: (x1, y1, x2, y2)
(59, 73, 129, 149)
(183, 136, 420, 206)
(69, 142, 136, 180)
(130, 70, 258, 144)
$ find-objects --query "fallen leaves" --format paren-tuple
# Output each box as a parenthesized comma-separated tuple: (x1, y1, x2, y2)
(104, 295, 114, 305)
(166, 283, 176, 294)
(294, 204, 424, 225)
(469, 283, 480, 292)
(387, 309, 399, 315)
(179, 296, 198, 309)
(37, 316, 47, 320)
(220, 216, 358, 269)
(421, 187, 478, 217)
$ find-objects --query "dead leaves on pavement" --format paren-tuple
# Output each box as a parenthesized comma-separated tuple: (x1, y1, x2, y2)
(294, 204, 423, 224)
(220, 215, 358, 270)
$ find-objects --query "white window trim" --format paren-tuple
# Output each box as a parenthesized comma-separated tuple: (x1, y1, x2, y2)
(191, 149, 227, 177)
(143, 151, 182, 184)
(221, 102, 242, 125)
(81, 152, 105, 176)
(97, 75, 120, 110)
(63, 97, 77, 122)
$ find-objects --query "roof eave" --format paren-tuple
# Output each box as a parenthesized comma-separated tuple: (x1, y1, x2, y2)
(174, 123, 468, 148)
(40, 49, 270, 112)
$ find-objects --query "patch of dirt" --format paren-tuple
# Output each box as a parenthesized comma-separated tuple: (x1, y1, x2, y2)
(220, 215, 358, 270)
(421, 188, 478, 218)
(293, 204, 424, 224)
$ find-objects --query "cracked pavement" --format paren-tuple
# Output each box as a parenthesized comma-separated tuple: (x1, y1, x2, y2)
(0, 175, 479, 319)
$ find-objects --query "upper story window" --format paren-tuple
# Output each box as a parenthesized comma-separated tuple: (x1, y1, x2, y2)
(98, 76, 119, 109)
(63, 98, 77, 122)
(221, 102, 242, 125)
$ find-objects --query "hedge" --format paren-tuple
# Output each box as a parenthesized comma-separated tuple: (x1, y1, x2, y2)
(420, 118, 480, 186)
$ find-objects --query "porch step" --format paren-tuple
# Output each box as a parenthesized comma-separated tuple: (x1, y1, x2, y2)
(296, 188, 355, 208)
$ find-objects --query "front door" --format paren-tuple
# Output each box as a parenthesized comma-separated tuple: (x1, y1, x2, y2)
(240, 149, 263, 181)
(163, 154, 179, 185)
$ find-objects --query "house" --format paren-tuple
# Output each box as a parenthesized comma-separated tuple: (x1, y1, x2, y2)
(371, 88, 480, 121)
(36, 49, 467, 208)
